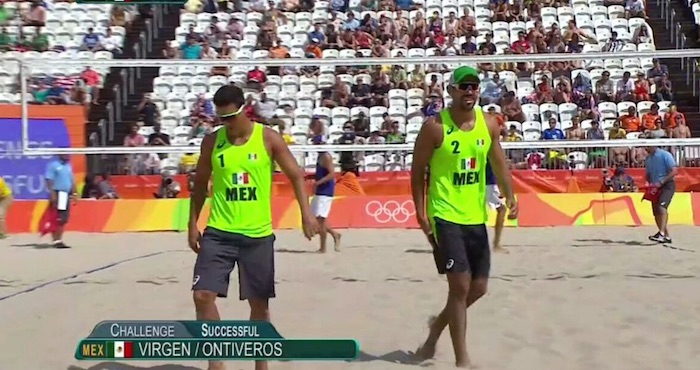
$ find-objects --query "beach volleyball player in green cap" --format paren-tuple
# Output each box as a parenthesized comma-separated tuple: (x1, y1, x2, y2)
(410, 65, 518, 367)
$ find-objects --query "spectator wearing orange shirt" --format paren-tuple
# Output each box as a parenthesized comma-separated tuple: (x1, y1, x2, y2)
(641, 104, 660, 131)
(617, 106, 640, 132)
(664, 104, 685, 130)
(305, 38, 322, 58)
(81, 67, 100, 105)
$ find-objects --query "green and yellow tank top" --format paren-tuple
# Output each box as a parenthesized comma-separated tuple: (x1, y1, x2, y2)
(207, 123, 274, 237)
(427, 107, 492, 225)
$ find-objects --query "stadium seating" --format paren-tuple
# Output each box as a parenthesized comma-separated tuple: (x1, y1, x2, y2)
(0, 2, 126, 101)
(151, 1, 669, 171)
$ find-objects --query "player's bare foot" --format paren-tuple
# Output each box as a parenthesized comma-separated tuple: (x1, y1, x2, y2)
(415, 343, 436, 360)
(207, 360, 226, 370)
(317, 248, 327, 253)
(493, 246, 509, 254)
(333, 233, 342, 252)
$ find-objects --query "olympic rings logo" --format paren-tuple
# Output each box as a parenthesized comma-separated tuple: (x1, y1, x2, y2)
(365, 200, 416, 224)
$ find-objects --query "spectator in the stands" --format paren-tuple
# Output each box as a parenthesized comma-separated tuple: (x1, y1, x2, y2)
(300, 54, 320, 77)
(625, 0, 647, 19)
(504, 124, 524, 141)
(344, 11, 360, 31)
(137, 94, 159, 126)
(566, 117, 585, 140)
(81, 28, 102, 51)
(0, 27, 11, 51)
(101, 28, 123, 55)
(595, 70, 614, 102)
(633, 25, 652, 44)
(81, 67, 101, 105)
(386, 121, 406, 144)
(190, 94, 214, 122)
(370, 77, 390, 107)
(481, 73, 504, 105)
(111, 6, 131, 28)
(586, 120, 605, 140)
(0, 2, 10, 26)
(246, 66, 267, 91)
(350, 78, 372, 108)
(29, 28, 49, 51)
(305, 38, 322, 58)
(542, 118, 565, 140)
(618, 106, 641, 132)
(670, 113, 691, 139)
(200, 41, 218, 59)
(179, 143, 199, 173)
(148, 124, 171, 146)
(22, 0, 45, 27)
(648, 59, 668, 82)
(124, 123, 146, 147)
(602, 32, 625, 52)
(654, 74, 673, 101)
(423, 93, 443, 118)
(633, 72, 651, 101)
(641, 103, 661, 132)
(501, 91, 526, 122)
(180, 36, 202, 59)
(256, 93, 277, 121)
(367, 130, 385, 145)
(46, 81, 67, 105)
(30, 83, 49, 104)
(163, 42, 178, 58)
(615, 71, 634, 102)
(665, 104, 686, 130)
(351, 112, 370, 136)
(609, 120, 627, 139)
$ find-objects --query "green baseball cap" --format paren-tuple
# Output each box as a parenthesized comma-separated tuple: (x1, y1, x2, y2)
(449, 66, 480, 85)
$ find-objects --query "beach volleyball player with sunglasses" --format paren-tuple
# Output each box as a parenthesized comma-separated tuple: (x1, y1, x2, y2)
(188, 85, 319, 370)
(411, 66, 518, 367)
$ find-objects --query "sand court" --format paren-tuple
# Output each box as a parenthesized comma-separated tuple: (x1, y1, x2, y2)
(1, 226, 700, 370)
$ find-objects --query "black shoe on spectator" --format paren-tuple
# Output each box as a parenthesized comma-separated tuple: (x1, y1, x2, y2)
(648, 233, 665, 243)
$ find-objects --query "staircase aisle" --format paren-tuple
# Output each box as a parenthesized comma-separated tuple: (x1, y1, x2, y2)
(647, 0, 700, 135)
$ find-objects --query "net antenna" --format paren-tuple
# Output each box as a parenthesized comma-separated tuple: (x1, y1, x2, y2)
(16, 49, 700, 156)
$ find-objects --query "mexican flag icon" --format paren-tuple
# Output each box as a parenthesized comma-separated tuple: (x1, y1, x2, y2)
(110, 341, 134, 358)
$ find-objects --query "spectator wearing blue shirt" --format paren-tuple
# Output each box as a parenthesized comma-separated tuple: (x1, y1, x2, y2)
(308, 23, 325, 45)
(329, 0, 347, 12)
(395, 0, 416, 10)
(45, 154, 76, 248)
(541, 118, 565, 140)
(81, 27, 101, 51)
(644, 147, 678, 244)
(46, 81, 66, 104)
(180, 37, 202, 60)
(344, 12, 360, 31)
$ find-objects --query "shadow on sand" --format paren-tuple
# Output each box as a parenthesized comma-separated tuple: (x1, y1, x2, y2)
(355, 350, 430, 366)
(10, 242, 58, 249)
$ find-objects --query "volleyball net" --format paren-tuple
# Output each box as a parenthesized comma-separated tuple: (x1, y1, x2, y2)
(12, 50, 700, 174)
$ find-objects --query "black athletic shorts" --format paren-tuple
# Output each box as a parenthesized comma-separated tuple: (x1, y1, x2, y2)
(430, 217, 490, 277)
(192, 227, 276, 300)
(652, 182, 675, 214)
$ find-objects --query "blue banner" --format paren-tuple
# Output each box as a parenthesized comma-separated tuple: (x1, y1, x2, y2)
(0, 118, 71, 200)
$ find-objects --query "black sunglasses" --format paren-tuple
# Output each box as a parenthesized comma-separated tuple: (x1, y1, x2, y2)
(455, 82, 480, 91)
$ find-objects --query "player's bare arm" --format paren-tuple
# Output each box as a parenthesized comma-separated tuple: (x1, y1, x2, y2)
(189, 133, 215, 227)
(410, 120, 442, 236)
(485, 113, 517, 219)
(265, 128, 319, 239)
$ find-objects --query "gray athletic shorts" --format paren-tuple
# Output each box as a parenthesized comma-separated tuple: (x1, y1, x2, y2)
(652, 182, 675, 214)
(192, 227, 276, 300)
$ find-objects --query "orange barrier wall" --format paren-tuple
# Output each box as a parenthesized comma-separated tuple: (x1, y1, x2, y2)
(6, 193, 700, 233)
(108, 168, 700, 199)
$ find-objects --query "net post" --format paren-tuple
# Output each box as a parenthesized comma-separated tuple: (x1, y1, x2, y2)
(19, 59, 30, 155)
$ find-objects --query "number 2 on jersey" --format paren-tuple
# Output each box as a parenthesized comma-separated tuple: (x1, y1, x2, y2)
(450, 140, 461, 154)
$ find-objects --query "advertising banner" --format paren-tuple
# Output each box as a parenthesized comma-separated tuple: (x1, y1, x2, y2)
(0, 106, 86, 199)
(5, 193, 700, 233)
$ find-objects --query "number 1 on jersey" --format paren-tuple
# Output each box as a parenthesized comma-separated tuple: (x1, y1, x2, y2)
(218, 154, 225, 167)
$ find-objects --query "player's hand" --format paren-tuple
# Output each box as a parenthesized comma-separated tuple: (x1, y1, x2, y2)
(188, 226, 201, 253)
(301, 214, 320, 240)
(417, 216, 437, 249)
(506, 197, 518, 220)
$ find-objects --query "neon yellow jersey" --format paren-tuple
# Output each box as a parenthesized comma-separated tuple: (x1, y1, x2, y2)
(427, 107, 492, 225)
(207, 123, 274, 237)
(0, 177, 11, 198)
